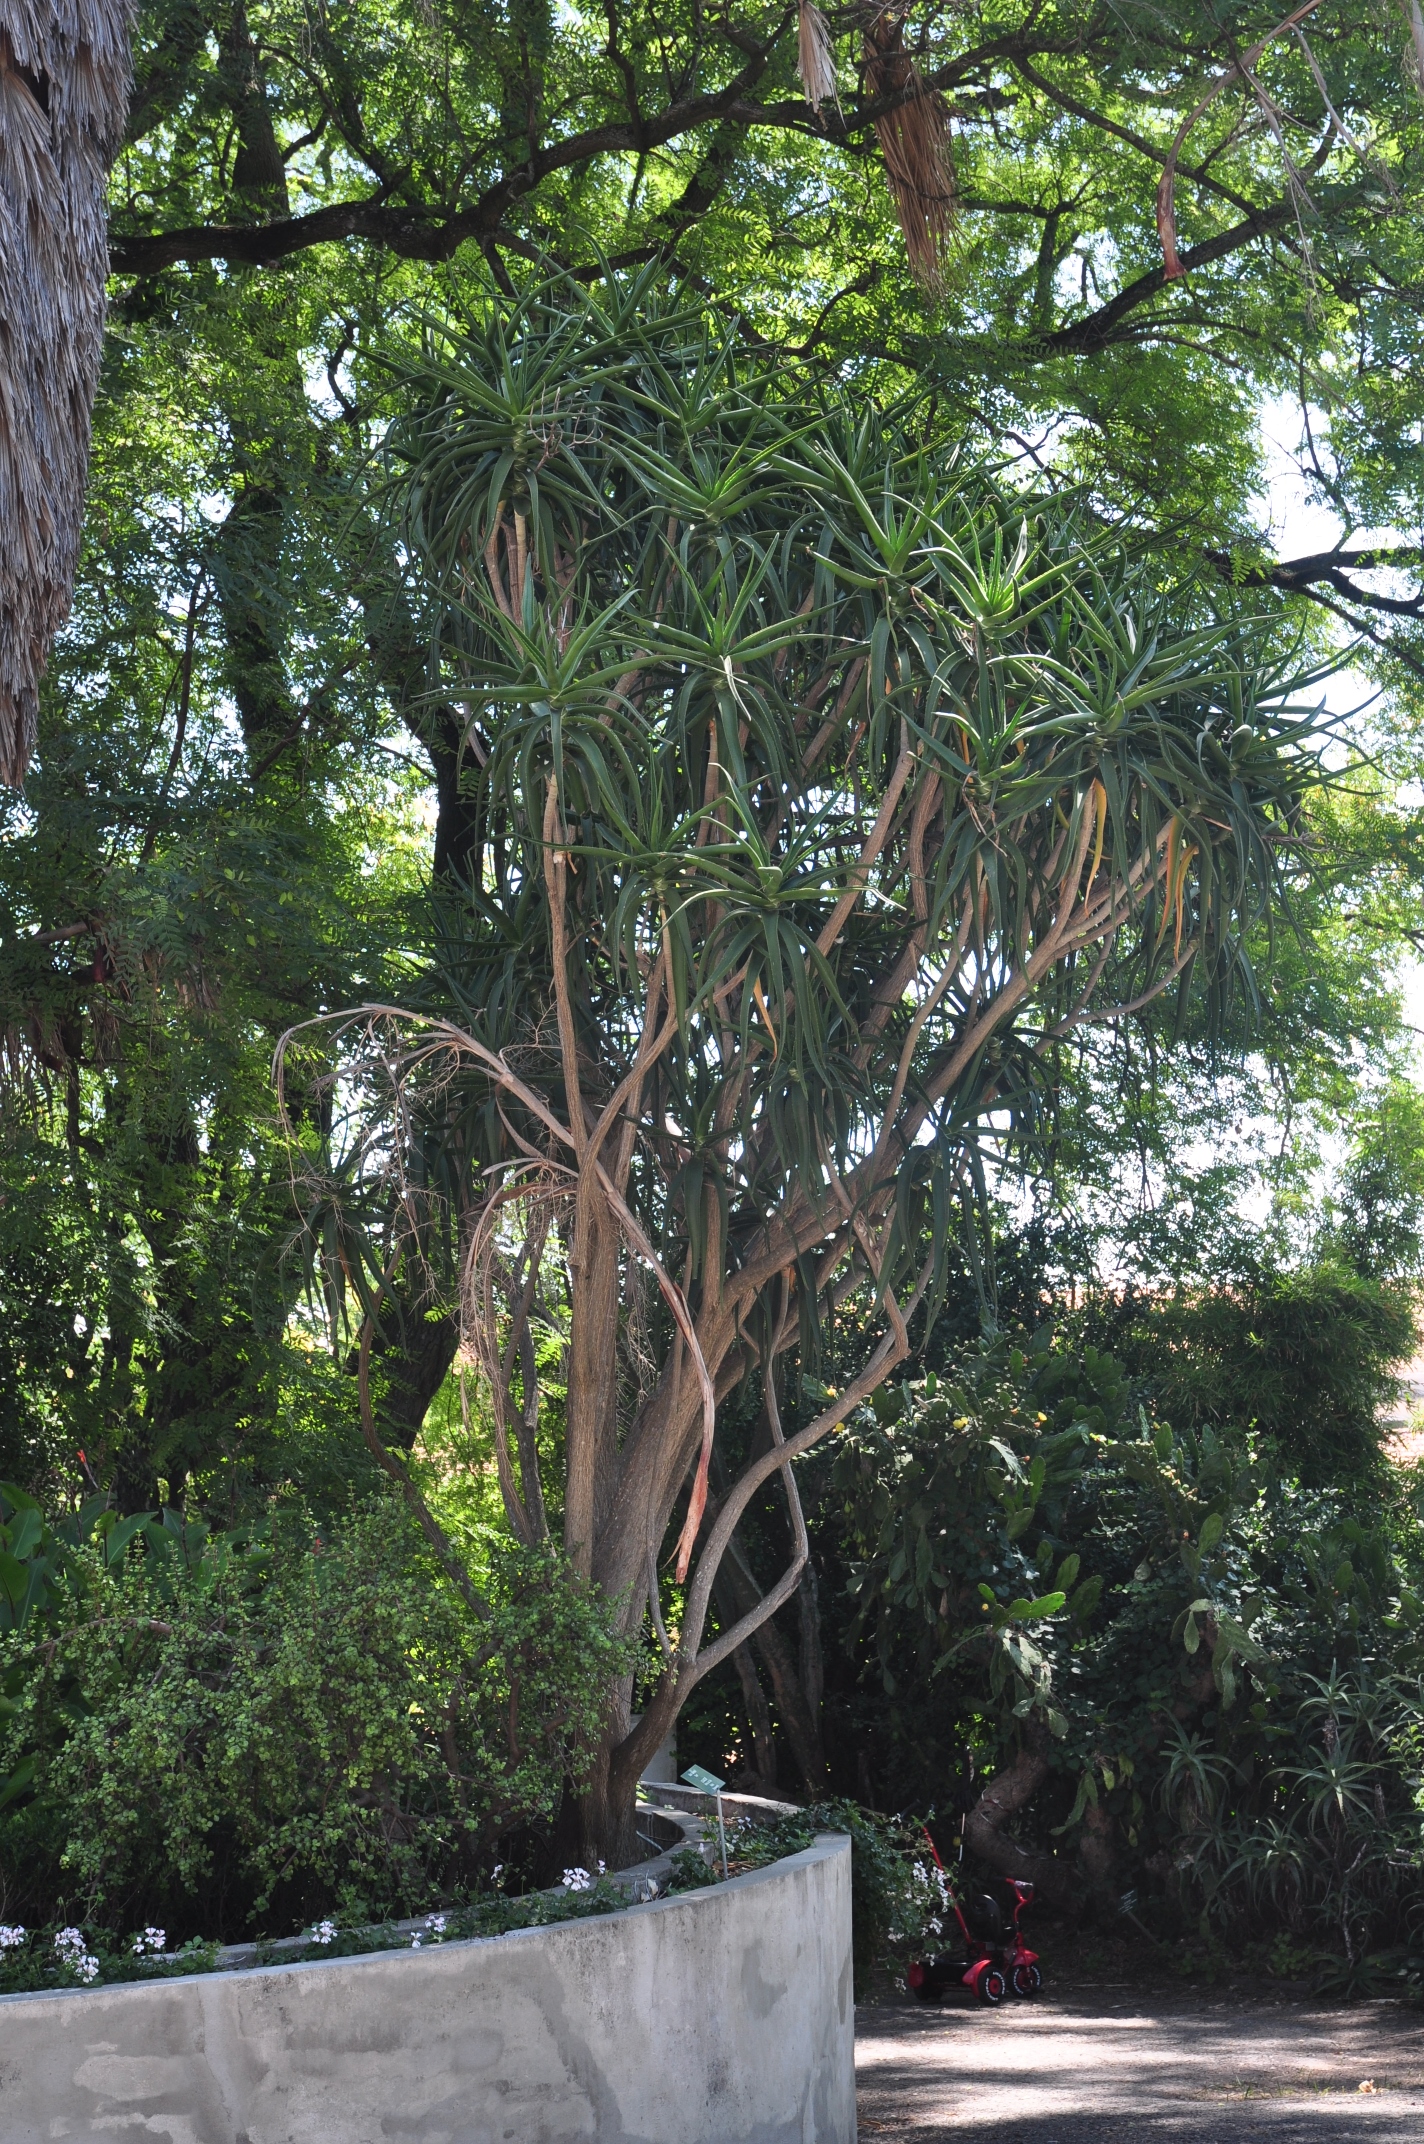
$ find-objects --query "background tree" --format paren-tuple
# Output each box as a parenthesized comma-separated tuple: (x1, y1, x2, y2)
(673, 765, 1424, 1814)
(98, 0, 1424, 647)
(824, 1321, 1424, 1966)
(0, 394, 421, 1503)
(0, 0, 1422, 1952)
(8, 0, 1422, 1513)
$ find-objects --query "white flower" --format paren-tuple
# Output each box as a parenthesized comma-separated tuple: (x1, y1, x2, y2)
(410, 1932, 423, 1949)
(54, 1928, 100, 1982)
(911, 1860, 951, 1912)
(596, 1860, 607, 1875)
(131, 1927, 166, 1956)
(310, 1920, 337, 1946)
(561, 1866, 593, 1892)
(0, 1925, 25, 1950)
(425, 1913, 447, 1936)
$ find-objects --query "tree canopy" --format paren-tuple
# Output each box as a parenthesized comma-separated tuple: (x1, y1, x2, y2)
(98, 0, 1424, 643)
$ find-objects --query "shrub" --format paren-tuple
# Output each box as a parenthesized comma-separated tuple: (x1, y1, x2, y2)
(729, 1799, 932, 1996)
(1116, 1266, 1416, 1485)
(825, 1332, 1424, 1976)
(0, 1492, 630, 1940)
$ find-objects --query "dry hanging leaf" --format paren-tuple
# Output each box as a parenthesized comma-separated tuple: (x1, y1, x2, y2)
(0, 0, 135, 785)
(797, 0, 841, 116)
(863, 8, 956, 287)
(1155, 0, 1324, 280)
(1406, 0, 1424, 91)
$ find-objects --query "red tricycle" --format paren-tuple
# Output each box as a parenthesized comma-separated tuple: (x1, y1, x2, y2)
(907, 1828, 1042, 2008)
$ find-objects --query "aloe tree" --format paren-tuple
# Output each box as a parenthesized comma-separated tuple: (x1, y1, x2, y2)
(289, 269, 1324, 1863)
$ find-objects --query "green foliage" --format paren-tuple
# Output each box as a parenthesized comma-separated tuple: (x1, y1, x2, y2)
(728, 1799, 934, 1997)
(25, 7, 1412, 1563)
(248, 264, 1345, 1875)
(1177, 1664, 1424, 1979)
(836, 1341, 1126, 1724)
(0, 672, 417, 1505)
(663, 1846, 721, 1893)
(0, 1863, 664, 1994)
(0, 224, 433, 1510)
(1114, 1267, 1417, 1484)
(395, 278, 1326, 1166)
(824, 1325, 1424, 1972)
(9, 0, 1424, 1952)
(1333, 1079, 1424, 1282)
(106, 0, 1424, 645)
(977, 778, 1424, 1311)
(0, 1927, 221, 1994)
(0, 1492, 630, 1940)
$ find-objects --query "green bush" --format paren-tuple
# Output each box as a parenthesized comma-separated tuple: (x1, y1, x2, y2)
(826, 1331, 1424, 1977)
(1117, 1265, 1415, 1484)
(729, 1799, 935, 1996)
(0, 1492, 630, 1940)
(663, 1846, 720, 1893)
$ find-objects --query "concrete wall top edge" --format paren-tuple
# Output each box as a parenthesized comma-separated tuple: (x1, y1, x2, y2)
(0, 1827, 855, 2144)
(0, 1831, 849, 2013)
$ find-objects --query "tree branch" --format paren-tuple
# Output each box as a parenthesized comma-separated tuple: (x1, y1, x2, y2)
(109, 63, 782, 276)
(1034, 202, 1295, 356)
(1207, 543, 1424, 619)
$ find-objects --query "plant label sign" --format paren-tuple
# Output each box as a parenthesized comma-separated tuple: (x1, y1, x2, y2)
(681, 1765, 725, 1795)
(681, 1765, 729, 1876)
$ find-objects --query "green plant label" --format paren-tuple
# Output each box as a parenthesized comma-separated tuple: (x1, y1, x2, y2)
(681, 1765, 725, 1795)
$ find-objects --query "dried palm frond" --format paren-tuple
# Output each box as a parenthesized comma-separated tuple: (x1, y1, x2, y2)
(798, 0, 841, 117)
(862, 8, 955, 284)
(0, 0, 134, 786)
(863, 6, 956, 287)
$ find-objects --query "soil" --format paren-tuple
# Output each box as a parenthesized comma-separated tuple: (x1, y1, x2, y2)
(855, 1973, 1424, 2142)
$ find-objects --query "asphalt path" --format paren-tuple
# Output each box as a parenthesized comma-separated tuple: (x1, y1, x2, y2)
(855, 1982, 1424, 2143)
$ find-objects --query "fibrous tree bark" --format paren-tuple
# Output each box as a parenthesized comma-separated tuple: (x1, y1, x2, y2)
(0, 0, 132, 782)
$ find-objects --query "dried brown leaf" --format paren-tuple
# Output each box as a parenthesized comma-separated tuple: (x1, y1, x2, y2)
(863, 8, 956, 288)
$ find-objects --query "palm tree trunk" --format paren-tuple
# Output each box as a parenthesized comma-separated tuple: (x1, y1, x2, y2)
(0, 0, 133, 782)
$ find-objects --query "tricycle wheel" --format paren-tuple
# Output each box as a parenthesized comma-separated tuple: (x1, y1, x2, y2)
(1012, 1963, 1042, 1997)
(977, 1966, 1007, 2006)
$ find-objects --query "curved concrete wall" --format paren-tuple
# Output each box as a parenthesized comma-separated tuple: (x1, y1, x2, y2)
(0, 1833, 853, 2144)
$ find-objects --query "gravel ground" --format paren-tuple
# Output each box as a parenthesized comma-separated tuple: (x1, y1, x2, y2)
(855, 1982, 1424, 2142)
